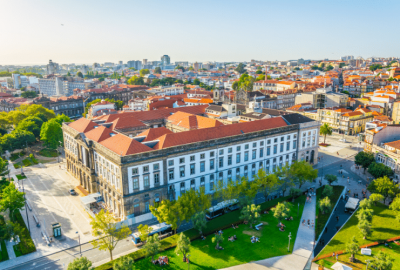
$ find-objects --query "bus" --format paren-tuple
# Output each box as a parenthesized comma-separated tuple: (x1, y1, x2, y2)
(131, 222, 172, 245)
(205, 199, 239, 220)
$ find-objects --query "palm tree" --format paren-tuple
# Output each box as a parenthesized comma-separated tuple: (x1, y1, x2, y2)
(320, 123, 332, 144)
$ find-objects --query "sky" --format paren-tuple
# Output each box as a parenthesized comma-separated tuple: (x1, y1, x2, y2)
(1, 0, 399, 65)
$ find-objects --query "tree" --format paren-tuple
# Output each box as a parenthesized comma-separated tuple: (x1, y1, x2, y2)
(359, 198, 372, 209)
(290, 161, 318, 188)
(23, 116, 44, 129)
(256, 74, 266, 81)
(237, 176, 258, 208)
(358, 219, 371, 239)
(144, 233, 161, 261)
(137, 224, 153, 243)
(319, 123, 332, 144)
(0, 156, 8, 174)
(0, 185, 25, 220)
(274, 165, 295, 196)
(139, 69, 150, 77)
(67, 256, 93, 270)
(346, 236, 359, 262)
(76, 71, 83, 78)
(354, 152, 375, 173)
(256, 70, 262, 74)
(7, 110, 27, 127)
(254, 169, 279, 201)
(319, 197, 331, 214)
(367, 176, 400, 204)
(90, 209, 132, 261)
(154, 67, 162, 74)
(289, 188, 302, 200)
(15, 120, 41, 138)
(191, 211, 206, 235)
(175, 233, 190, 262)
(40, 119, 63, 149)
(389, 195, 400, 223)
(0, 216, 13, 243)
(240, 204, 261, 228)
(113, 256, 135, 270)
(175, 66, 185, 72)
(357, 207, 374, 223)
(370, 193, 384, 206)
(127, 75, 145, 85)
(193, 78, 200, 85)
(370, 250, 394, 270)
(368, 162, 394, 179)
(272, 202, 291, 222)
(322, 185, 333, 198)
(235, 63, 246, 74)
(324, 174, 337, 186)
(212, 233, 224, 249)
(21, 91, 38, 98)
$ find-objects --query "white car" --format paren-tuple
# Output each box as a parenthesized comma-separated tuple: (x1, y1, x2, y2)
(339, 138, 347, 142)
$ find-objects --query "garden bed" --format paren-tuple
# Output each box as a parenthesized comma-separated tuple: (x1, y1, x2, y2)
(319, 143, 331, 147)
(95, 195, 306, 270)
(39, 149, 58, 157)
(13, 211, 36, 256)
(10, 151, 25, 162)
(0, 240, 9, 262)
(315, 185, 344, 240)
(16, 174, 27, 180)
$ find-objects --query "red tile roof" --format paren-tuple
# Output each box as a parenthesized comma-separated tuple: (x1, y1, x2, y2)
(84, 126, 113, 142)
(100, 133, 152, 156)
(137, 127, 173, 142)
(68, 118, 98, 133)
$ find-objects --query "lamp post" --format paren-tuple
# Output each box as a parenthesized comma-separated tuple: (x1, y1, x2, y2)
(288, 232, 291, 252)
(365, 260, 370, 270)
(76, 231, 81, 256)
(21, 172, 30, 235)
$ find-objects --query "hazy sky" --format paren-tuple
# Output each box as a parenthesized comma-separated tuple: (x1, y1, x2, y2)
(1, 0, 399, 65)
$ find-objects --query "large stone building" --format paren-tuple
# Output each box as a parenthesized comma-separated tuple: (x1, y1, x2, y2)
(62, 107, 319, 224)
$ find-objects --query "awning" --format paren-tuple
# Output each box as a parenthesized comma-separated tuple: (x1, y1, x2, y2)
(80, 192, 101, 205)
(345, 197, 359, 210)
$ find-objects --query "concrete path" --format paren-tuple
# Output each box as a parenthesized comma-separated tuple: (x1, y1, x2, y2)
(5, 241, 16, 260)
(222, 191, 316, 270)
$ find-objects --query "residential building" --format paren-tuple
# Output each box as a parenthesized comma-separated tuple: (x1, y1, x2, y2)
(147, 84, 184, 96)
(46, 60, 59, 75)
(39, 76, 91, 97)
(295, 87, 348, 109)
(62, 112, 319, 223)
(392, 101, 400, 124)
(161, 55, 170, 66)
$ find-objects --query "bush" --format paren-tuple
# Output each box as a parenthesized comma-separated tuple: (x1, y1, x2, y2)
(0, 240, 9, 262)
(39, 149, 58, 157)
(29, 154, 38, 164)
(13, 163, 20, 169)
(13, 212, 36, 256)
(16, 174, 26, 180)
(22, 158, 33, 167)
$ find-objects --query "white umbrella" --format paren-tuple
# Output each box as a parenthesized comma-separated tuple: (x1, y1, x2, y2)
(331, 262, 352, 270)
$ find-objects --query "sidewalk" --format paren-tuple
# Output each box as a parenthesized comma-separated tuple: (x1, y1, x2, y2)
(222, 191, 316, 270)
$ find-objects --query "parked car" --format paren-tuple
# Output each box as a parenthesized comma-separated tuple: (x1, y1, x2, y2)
(69, 189, 76, 195)
(339, 138, 347, 142)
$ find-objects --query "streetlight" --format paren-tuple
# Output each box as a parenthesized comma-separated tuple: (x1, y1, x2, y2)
(288, 232, 291, 252)
(20, 172, 30, 235)
(76, 231, 81, 256)
(187, 254, 191, 270)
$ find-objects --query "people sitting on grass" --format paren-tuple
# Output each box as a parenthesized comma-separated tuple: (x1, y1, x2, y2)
(251, 236, 260, 243)
(218, 230, 223, 235)
(285, 216, 293, 221)
(243, 220, 248, 224)
(234, 235, 237, 240)
(384, 242, 393, 249)
(279, 226, 285, 232)
(228, 236, 235, 242)
(264, 210, 269, 214)
(201, 235, 206, 240)
(278, 222, 286, 227)
(231, 224, 239, 229)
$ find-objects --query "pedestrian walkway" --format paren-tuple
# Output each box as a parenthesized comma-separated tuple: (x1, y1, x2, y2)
(221, 192, 316, 270)
(5, 241, 16, 260)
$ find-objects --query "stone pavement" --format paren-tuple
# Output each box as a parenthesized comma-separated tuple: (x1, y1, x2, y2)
(221, 189, 316, 270)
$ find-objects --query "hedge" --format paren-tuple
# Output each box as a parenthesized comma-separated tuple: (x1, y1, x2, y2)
(39, 149, 58, 157)
(0, 240, 9, 262)
(95, 195, 291, 270)
(14, 211, 36, 256)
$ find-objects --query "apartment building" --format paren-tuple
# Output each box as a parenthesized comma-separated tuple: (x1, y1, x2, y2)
(39, 76, 91, 97)
(295, 87, 348, 109)
(63, 110, 319, 224)
(253, 80, 295, 91)
(147, 84, 184, 96)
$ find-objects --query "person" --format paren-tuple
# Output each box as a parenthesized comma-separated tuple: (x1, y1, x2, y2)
(307, 219, 310, 227)
(302, 219, 305, 225)
(336, 216, 339, 222)
(219, 230, 223, 235)
(325, 226, 328, 233)
(234, 235, 237, 240)
(337, 152, 339, 155)
(332, 252, 335, 258)
(311, 220, 314, 228)
(336, 253, 338, 261)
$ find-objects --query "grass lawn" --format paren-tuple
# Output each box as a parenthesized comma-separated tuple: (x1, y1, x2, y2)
(317, 202, 400, 257)
(16, 174, 26, 180)
(39, 149, 58, 157)
(22, 158, 33, 167)
(317, 242, 400, 270)
(315, 185, 344, 240)
(130, 196, 306, 270)
(13, 163, 20, 169)
(10, 151, 25, 161)
(13, 211, 36, 256)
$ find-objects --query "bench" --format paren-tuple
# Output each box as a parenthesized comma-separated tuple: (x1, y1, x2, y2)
(33, 214, 40, 227)
(255, 223, 263, 230)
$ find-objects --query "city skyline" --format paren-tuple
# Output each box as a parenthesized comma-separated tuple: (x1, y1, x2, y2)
(1, 0, 400, 65)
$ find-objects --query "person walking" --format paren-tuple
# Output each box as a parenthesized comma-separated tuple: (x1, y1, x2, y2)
(336, 253, 338, 261)
(332, 252, 335, 259)
(325, 226, 328, 233)
(336, 216, 339, 222)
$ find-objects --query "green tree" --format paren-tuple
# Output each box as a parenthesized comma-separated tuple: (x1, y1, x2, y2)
(17, 104, 55, 121)
(240, 204, 261, 228)
(7, 110, 27, 127)
(370, 193, 384, 206)
(139, 69, 150, 77)
(154, 67, 162, 74)
(137, 224, 153, 243)
(0, 156, 8, 174)
(127, 75, 145, 85)
(256, 70, 262, 74)
(193, 78, 200, 85)
(90, 209, 132, 261)
(370, 250, 394, 270)
(368, 162, 394, 179)
(11, 129, 35, 150)
(0, 185, 25, 220)
(346, 236, 359, 262)
(389, 195, 400, 222)
(359, 198, 372, 209)
(319, 123, 332, 144)
(144, 233, 161, 261)
(367, 176, 400, 204)
(274, 165, 295, 196)
(113, 256, 135, 270)
(322, 185, 333, 197)
(53, 114, 71, 125)
(358, 219, 371, 239)
(324, 174, 337, 186)
(23, 116, 44, 129)
(254, 169, 279, 201)
(175, 233, 190, 261)
(354, 152, 375, 173)
(289, 188, 302, 200)
(272, 201, 291, 222)
(76, 71, 83, 78)
(15, 120, 41, 138)
(319, 197, 331, 214)
(21, 91, 38, 98)
(0, 216, 13, 243)
(212, 233, 224, 249)
(290, 161, 318, 188)
(67, 71, 71, 76)
(67, 256, 93, 270)
(191, 211, 206, 235)
(237, 176, 258, 208)
(256, 74, 266, 81)
(235, 63, 246, 74)
(40, 119, 63, 149)
(175, 66, 185, 72)
(357, 207, 374, 223)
